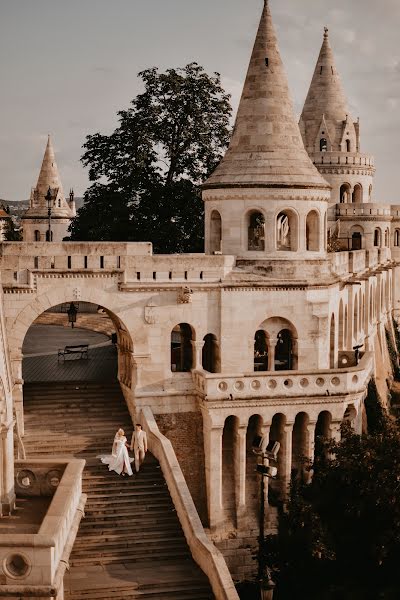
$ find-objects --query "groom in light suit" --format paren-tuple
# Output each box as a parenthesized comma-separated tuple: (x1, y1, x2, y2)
(130, 423, 147, 473)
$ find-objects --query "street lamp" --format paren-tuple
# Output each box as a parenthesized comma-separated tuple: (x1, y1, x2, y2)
(45, 186, 52, 242)
(67, 302, 78, 328)
(252, 436, 280, 600)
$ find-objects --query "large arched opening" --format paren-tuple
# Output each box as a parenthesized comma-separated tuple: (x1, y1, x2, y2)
(21, 301, 135, 458)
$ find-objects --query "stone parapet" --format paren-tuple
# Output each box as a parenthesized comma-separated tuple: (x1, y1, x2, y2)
(193, 351, 373, 406)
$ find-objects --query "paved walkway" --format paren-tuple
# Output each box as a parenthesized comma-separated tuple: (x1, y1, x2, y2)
(22, 325, 117, 383)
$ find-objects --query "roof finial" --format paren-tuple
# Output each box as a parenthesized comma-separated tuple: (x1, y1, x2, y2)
(324, 26, 329, 39)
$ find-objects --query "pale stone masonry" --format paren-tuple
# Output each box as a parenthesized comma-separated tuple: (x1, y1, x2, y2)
(0, 0, 400, 594)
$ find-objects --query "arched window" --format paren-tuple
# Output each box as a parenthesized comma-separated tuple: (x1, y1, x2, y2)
(34, 230, 40, 241)
(202, 334, 219, 373)
(210, 210, 222, 254)
(254, 330, 269, 372)
(338, 300, 344, 350)
(351, 232, 362, 250)
(340, 183, 351, 203)
(306, 210, 320, 251)
(171, 323, 194, 372)
(354, 294, 359, 340)
(352, 184, 363, 204)
(329, 314, 336, 368)
(346, 139, 351, 152)
(374, 228, 381, 247)
(395, 230, 400, 247)
(275, 329, 294, 371)
(45, 230, 53, 242)
(276, 210, 298, 252)
(247, 211, 265, 251)
(292, 412, 310, 481)
(320, 138, 328, 152)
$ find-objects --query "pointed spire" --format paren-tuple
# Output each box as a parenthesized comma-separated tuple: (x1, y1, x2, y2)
(204, 0, 328, 190)
(36, 134, 65, 200)
(300, 27, 353, 153)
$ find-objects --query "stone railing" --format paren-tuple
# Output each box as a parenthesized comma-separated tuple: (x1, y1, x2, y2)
(0, 458, 86, 597)
(0, 242, 235, 288)
(193, 352, 374, 402)
(330, 248, 391, 277)
(140, 406, 239, 600)
(312, 151, 374, 168)
(336, 203, 391, 218)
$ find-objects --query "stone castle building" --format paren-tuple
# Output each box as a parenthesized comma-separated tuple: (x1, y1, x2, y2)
(0, 1, 399, 598)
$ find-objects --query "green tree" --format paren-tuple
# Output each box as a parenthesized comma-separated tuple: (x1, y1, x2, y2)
(2, 205, 22, 241)
(266, 412, 400, 599)
(68, 62, 232, 252)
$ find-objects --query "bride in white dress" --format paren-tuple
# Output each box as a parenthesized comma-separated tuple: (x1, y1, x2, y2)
(100, 428, 133, 476)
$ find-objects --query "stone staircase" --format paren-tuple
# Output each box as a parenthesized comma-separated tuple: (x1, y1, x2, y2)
(23, 381, 214, 599)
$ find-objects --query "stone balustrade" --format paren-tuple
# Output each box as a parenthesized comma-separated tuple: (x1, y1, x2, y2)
(0, 458, 86, 596)
(193, 352, 373, 402)
(330, 248, 391, 277)
(336, 203, 391, 217)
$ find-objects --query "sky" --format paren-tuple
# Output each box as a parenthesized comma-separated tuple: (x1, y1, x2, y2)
(0, 0, 399, 202)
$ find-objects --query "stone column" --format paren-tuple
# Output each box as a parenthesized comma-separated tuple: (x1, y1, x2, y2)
(235, 425, 247, 526)
(281, 422, 293, 498)
(330, 421, 342, 442)
(268, 338, 277, 371)
(0, 419, 15, 516)
(202, 413, 224, 530)
(191, 340, 205, 370)
(260, 424, 270, 523)
(304, 422, 316, 483)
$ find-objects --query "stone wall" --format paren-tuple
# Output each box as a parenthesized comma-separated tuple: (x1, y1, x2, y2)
(156, 411, 207, 524)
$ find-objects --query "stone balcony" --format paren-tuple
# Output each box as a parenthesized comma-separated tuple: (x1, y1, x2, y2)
(330, 247, 392, 277)
(193, 352, 373, 403)
(312, 151, 375, 169)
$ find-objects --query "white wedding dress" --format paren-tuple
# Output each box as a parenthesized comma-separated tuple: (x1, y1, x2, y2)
(100, 435, 133, 476)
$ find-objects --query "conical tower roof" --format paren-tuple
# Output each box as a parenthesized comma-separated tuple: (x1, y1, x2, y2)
(204, 0, 329, 190)
(36, 135, 65, 199)
(300, 28, 353, 152)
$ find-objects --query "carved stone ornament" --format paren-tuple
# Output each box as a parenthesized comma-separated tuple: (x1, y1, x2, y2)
(178, 286, 193, 304)
(73, 287, 81, 300)
(144, 303, 157, 324)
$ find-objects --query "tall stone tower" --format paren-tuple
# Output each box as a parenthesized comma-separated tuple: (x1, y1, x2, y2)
(202, 0, 330, 276)
(300, 28, 375, 206)
(22, 135, 75, 242)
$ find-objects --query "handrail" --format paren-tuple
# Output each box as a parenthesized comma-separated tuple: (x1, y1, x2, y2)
(140, 406, 239, 600)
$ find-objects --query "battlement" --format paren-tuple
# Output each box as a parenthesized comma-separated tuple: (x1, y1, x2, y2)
(312, 152, 374, 168)
(336, 203, 391, 218)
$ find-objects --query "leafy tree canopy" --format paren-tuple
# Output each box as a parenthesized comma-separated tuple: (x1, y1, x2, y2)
(266, 410, 400, 600)
(68, 63, 232, 252)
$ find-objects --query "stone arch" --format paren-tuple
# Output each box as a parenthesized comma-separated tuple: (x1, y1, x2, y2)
(352, 184, 363, 204)
(254, 329, 269, 372)
(314, 411, 332, 463)
(344, 304, 348, 347)
(346, 139, 351, 152)
(202, 333, 220, 373)
(209, 210, 222, 254)
(269, 413, 287, 502)
(353, 292, 359, 340)
(276, 209, 299, 252)
(340, 183, 351, 203)
(343, 404, 357, 426)
(34, 230, 40, 242)
(306, 210, 320, 251)
(394, 229, 400, 247)
(171, 323, 195, 372)
(338, 300, 345, 350)
(222, 415, 239, 527)
(350, 225, 363, 250)
(247, 210, 265, 252)
(329, 313, 336, 368)
(292, 412, 310, 481)
(258, 317, 298, 371)
(246, 414, 264, 521)
(320, 138, 328, 152)
(374, 228, 382, 247)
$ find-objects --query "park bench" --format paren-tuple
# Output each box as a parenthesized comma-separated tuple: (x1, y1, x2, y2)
(57, 344, 89, 362)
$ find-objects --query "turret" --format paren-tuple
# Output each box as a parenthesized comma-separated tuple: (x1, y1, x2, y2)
(22, 135, 74, 242)
(202, 0, 330, 270)
(69, 188, 76, 217)
(300, 28, 375, 206)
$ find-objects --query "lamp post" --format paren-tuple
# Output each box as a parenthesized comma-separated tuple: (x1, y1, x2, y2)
(67, 302, 78, 328)
(253, 437, 280, 600)
(45, 186, 52, 242)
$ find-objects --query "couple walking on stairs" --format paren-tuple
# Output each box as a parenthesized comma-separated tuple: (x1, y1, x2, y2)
(100, 423, 148, 476)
